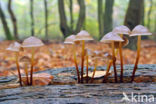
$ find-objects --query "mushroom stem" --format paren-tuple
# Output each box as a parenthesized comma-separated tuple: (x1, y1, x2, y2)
(103, 60, 112, 83)
(91, 59, 97, 83)
(111, 41, 118, 83)
(131, 35, 141, 82)
(24, 63, 29, 85)
(73, 44, 80, 83)
(86, 52, 89, 83)
(15, 52, 22, 86)
(81, 40, 85, 83)
(119, 34, 124, 82)
(103, 50, 119, 83)
(30, 47, 35, 85)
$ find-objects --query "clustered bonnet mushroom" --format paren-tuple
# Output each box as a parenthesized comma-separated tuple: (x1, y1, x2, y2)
(130, 25, 152, 82)
(74, 30, 94, 83)
(64, 35, 80, 83)
(6, 42, 23, 86)
(22, 36, 44, 85)
(19, 56, 31, 85)
(101, 32, 124, 82)
(6, 25, 152, 86)
(112, 25, 130, 82)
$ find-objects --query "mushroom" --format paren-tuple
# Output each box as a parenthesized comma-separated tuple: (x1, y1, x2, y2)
(103, 37, 129, 82)
(84, 49, 93, 83)
(90, 57, 99, 83)
(130, 25, 152, 82)
(85, 49, 89, 83)
(100, 32, 124, 83)
(64, 35, 80, 83)
(22, 36, 44, 85)
(6, 42, 23, 86)
(102, 53, 116, 82)
(74, 30, 94, 83)
(112, 25, 130, 82)
(19, 56, 31, 85)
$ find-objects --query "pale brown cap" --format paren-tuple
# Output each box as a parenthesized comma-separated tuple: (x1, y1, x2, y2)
(19, 56, 31, 63)
(74, 30, 94, 41)
(84, 71, 112, 78)
(130, 25, 152, 36)
(22, 36, 44, 47)
(6, 42, 22, 52)
(100, 32, 124, 43)
(108, 37, 129, 48)
(64, 35, 75, 44)
(112, 25, 130, 35)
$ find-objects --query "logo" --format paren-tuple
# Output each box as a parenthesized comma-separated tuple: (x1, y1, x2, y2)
(121, 92, 155, 103)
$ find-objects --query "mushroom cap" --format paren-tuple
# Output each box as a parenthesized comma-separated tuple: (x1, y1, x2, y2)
(64, 35, 75, 44)
(112, 25, 131, 35)
(130, 25, 152, 36)
(6, 42, 22, 52)
(108, 37, 129, 48)
(100, 32, 124, 43)
(22, 36, 44, 47)
(19, 56, 31, 63)
(83, 71, 112, 78)
(74, 30, 94, 41)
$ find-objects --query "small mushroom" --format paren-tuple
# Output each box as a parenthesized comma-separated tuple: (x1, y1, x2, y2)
(90, 57, 99, 83)
(74, 30, 94, 83)
(19, 56, 31, 85)
(113, 25, 130, 82)
(130, 25, 152, 82)
(102, 53, 116, 82)
(84, 49, 92, 83)
(100, 32, 124, 83)
(22, 36, 44, 85)
(6, 42, 23, 86)
(64, 35, 80, 83)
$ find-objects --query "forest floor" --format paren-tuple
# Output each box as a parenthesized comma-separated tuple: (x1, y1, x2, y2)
(0, 40, 156, 77)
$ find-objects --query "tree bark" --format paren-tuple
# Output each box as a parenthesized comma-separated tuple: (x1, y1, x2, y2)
(69, 0, 73, 31)
(97, 0, 103, 38)
(124, 0, 144, 50)
(8, 0, 19, 40)
(103, 0, 114, 35)
(30, 0, 34, 36)
(74, 0, 86, 34)
(58, 0, 86, 37)
(58, 0, 70, 37)
(0, 3, 13, 40)
(44, 0, 48, 40)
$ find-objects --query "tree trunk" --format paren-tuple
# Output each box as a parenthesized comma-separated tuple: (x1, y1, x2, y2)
(124, 0, 144, 50)
(69, 0, 73, 31)
(58, 0, 70, 38)
(103, 0, 114, 35)
(8, 0, 19, 40)
(97, 0, 103, 39)
(74, 0, 86, 34)
(0, 4, 13, 40)
(30, 0, 34, 36)
(44, 0, 48, 40)
(147, 0, 153, 29)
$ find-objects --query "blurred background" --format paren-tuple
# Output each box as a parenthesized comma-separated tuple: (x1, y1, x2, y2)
(0, 0, 155, 41)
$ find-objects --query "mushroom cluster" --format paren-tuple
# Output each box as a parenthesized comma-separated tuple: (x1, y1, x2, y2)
(64, 25, 152, 83)
(6, 36, 45, 86)
(6, 25, 152, 86)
